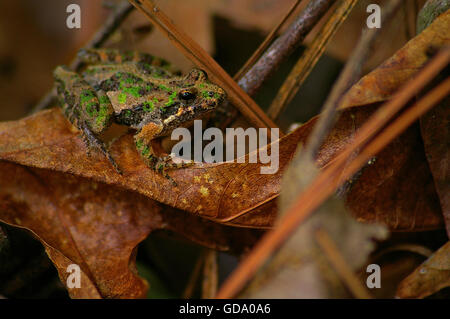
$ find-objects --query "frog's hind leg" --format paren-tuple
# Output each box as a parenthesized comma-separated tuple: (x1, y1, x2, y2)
(53, 66, 120, 173)
(134, 122, 192, 186)
(80, 122, 122, 174)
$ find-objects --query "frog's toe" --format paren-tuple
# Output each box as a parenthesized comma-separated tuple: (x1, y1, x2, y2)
(173, 159, 194, 169)
(108, 157, 123, 175)
(158, 156, 193, 170)
(164, 173, 178, 186)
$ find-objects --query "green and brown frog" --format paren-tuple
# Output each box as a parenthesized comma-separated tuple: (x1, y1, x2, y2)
(54, 48, 226, 184)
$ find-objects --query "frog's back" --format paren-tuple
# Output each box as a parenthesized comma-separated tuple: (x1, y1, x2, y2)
(81, 62, 173, 88)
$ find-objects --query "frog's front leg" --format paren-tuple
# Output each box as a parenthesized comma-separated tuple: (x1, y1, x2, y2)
(53, 66, 121, 173)
(134, 122, 191, 185)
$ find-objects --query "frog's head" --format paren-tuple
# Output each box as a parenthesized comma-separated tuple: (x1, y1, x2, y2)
(178, 69, 226, 113)
(159, 69, 226, 129)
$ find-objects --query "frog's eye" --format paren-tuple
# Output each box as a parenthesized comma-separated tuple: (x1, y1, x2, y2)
(179, 90, 196, 100)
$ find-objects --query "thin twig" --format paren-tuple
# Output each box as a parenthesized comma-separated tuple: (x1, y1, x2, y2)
(129, 0, 279, 132)
(215, 49, 450, 298)
(30, 1, 134, 114)
(0, 226, 7, 252)
(182, 252, 205, 299)
(315, 228, 373, 299)
(224, 0, 335, 130)
(233, 0, 303, 81)
(201, 249, 219, 299)
(218, 0, 305, 131)
(267, 0, 359, 120)
(303, 0, 403, 160)
(238, 0, 336, 96)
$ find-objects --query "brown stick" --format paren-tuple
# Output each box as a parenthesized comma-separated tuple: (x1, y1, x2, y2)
(237, 0, 336, 96)
(233, 0, 303, 81)
(182, 253, 204, 299)
(267, 0, 359, 120)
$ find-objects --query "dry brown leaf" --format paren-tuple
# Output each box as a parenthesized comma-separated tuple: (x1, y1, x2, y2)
(420, 98, 450, 237)
(0, 101, 443, 231)
(0, 162, 156, 298)
(0, 105, 441, 299)
(1, 6, 446, 232)
(45, 245, 102, 299)
(0, 108, 288, 228)
(340, 106, 444, 231)
(0, 5, 447, 299)
(0, 161, 262, 298)
(339, 9, 450, 109)
(396, 241, 450, 298)
(333, 9, 449, 230)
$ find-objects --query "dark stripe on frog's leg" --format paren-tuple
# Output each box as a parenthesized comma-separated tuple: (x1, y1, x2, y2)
(156, 154, 194, 170)
(81, 122, 122, 174)
(153, 154, 194, 186)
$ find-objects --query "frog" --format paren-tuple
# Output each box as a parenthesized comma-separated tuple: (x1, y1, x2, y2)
(53, 48, 226, 184)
